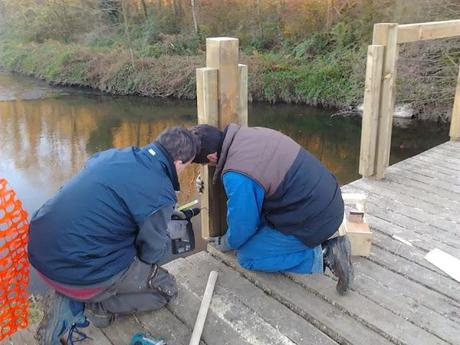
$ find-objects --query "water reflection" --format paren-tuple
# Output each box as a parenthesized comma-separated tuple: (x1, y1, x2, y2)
(0, 73, 451, 218)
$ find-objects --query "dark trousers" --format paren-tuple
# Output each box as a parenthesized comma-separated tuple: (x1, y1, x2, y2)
(83, 257, 177, 315)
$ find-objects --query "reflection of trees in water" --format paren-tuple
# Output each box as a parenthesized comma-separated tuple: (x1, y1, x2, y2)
(0, 100, 98, 186)
(0, 94, 449, 209)
(0, 96, 200, 203)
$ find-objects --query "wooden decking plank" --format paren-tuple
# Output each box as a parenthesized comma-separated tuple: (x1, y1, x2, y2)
(183, 252, 338, 345)
(137, 308, 200, 345)
(353, 258, 460, 326)
(284, 271, 455, 345)
(387, 163, 460, 193)
(385, 166, 460, 204)
(367, 201, 460, 254)
(417, 143, 460, 160)
(1, 323, 112, 345)
(407, 151, 460, 170)
(279, 263, 456, 345)
(165, 258, 299, 345)
(101, 315, 147, 345)
(1, 325, 37, 345)
(398, 159, 460, 182)
(342, 189, 460, 254)
(344, 185, 460, 242)
(206, 247, 395, 345)
(365, 193, 460, 239)
(422, 144, 460, 158)
(359, 185, 460, 232)
(368, 245, 460, 302)
(385, 168, 460, 207)
(84, 325, 114, 345)
(348, 179, 460, 223)
(443, 141, 460, 152)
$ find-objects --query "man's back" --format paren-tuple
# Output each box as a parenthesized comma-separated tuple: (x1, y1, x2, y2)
(216, 124, 344, 246)
(28, 145, 176, 285)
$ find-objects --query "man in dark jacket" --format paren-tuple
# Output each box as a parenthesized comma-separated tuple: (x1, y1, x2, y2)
(190, 123, 353, 295)
(28, 127, 198, 345)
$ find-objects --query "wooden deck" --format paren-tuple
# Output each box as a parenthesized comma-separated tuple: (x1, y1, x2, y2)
(3, 141, 460, 345)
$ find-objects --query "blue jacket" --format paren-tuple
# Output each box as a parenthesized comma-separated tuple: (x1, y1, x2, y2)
(28, 143, 178, 286)
(223, 172, 322, 273)
(216, 124, 343, 247)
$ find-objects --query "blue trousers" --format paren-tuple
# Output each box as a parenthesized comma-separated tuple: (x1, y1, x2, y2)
(236, 223, 323, 274)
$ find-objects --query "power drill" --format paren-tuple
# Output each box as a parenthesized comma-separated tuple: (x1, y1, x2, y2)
(168, 207, 200, 255)
(130, 332, 166, 345)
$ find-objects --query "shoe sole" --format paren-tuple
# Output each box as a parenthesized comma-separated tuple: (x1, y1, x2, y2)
(333, 236, 354, 295)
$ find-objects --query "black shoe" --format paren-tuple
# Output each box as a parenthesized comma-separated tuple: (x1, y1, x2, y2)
(323, 236, 354, 295)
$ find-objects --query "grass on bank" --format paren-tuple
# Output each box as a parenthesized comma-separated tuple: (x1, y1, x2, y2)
(0, 38, 364, 108)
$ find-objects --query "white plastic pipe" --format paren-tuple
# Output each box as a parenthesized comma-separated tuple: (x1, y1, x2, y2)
(189, 270, 219, 345)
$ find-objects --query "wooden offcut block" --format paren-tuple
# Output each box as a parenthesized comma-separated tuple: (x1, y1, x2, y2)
(345, 220, 372, 257)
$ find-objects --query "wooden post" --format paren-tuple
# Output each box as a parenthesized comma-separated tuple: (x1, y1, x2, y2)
(206, 38, 240, 126)
(359, 45, 384, 177)
(196, 68, 218, 239)
(450, 66, 460, 141)
(197, 38, 246, 238)
(238, 64, 248, 126)
(372, 23, 399, 179)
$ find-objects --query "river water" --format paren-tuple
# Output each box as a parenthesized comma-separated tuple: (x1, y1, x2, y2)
(0, 71, 450, 292)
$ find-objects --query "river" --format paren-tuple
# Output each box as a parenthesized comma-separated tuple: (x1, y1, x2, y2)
(0, 71, 450, 292)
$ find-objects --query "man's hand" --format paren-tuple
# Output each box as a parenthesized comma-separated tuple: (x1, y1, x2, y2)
(171, 209, 187, 220)
(195, 175, 204, 194)
(208, 235, 232, 252)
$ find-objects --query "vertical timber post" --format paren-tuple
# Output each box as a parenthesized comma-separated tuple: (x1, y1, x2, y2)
(373, 23, 399, 179)
(359, 44, 384, 177)
(238, 64, 249, 126)
(196, 68, 218, 239)
(197, 37, 248, 238)
(450, 66, 460, 141)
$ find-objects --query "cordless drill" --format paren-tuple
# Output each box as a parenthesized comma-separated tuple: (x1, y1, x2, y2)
(130, 332, 166, 345)
(168, 207, 200, 255)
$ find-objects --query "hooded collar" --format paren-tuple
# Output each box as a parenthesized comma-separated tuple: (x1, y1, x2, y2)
(213, 123, 241, 184)
(142, 142, 180, 191)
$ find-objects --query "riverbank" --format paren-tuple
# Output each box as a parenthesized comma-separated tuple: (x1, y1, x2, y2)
(0, 39, 363, 109)
(1, 0, 459, 121)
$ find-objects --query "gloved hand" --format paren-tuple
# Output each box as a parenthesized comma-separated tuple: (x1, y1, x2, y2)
(195, 174, 204, 194)
(208, 234, 232, 252)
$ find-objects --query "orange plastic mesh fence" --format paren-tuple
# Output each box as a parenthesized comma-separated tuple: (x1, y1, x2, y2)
(0, 178, 30, 340)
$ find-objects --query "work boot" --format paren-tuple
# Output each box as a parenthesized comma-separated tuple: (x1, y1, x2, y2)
(85, 303, 115, 329)
(323, 236, 354, 295)
(35, 290, 89, 345)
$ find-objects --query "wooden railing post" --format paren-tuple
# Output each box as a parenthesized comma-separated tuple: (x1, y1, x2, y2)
(372, 23, 399, 180)
(196, 68, 218, 239)
(359, 45, 384, 177)
(238, 64, 248, 127)
(197, 37, 247, 238)
(450, 66, 460, 141)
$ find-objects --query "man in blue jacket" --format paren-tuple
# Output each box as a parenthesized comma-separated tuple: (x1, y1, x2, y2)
(190, 124, 353, 295)
(28, 127, 198, 345)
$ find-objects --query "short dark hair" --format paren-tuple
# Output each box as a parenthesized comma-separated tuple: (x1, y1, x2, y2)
(189, 124, 224, 163)
(157, 127, 199, 163)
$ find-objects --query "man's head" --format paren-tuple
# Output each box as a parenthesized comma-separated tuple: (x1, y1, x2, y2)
(189, 124, 224, 166)
(157, 127, 199, 174)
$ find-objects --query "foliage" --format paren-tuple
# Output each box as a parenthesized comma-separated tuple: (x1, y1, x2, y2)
(0, 0, 459, 119)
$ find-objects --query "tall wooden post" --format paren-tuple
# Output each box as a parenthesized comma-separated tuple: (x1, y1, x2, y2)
(450, 66, 460, 141)
(372, 23, 399, 179)
(197, 38, 248, 238)
(359, 45, 384, 177)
